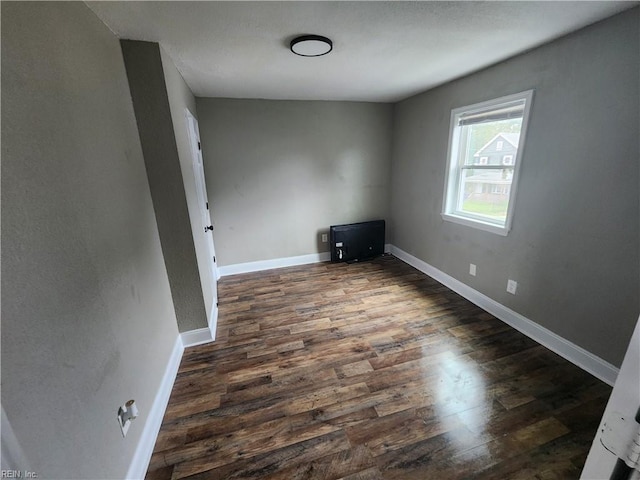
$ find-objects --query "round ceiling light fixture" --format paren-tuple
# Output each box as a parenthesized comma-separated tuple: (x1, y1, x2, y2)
(290, 35, 333, 57)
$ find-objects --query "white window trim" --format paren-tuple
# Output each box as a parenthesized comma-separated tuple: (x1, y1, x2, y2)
(441, 89, 534, 236)
(503, 154, 514, 165)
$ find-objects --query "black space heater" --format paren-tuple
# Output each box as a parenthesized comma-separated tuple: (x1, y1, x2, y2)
(329, 220, 385, 263)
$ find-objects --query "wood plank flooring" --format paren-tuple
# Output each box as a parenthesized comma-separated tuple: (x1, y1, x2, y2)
(146, 255, 611, 479)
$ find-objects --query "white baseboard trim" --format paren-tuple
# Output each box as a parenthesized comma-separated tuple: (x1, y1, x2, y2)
(219, 251, 331, 277)
(219, 245, 394, 277)
(126, 334, 184, 480)
(389, 245, 619, 386)
(181, 325, 216, 348)
(126, 321, 218, 478)
(181, 297, 219, 349)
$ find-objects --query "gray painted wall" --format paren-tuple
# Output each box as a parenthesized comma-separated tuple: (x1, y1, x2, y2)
(196, 99, 394, 266)
(160, 47, 216, 324)
(1, 3, 179, 478)
(121, 41, 208, 332)
(389, 9, 639, 367)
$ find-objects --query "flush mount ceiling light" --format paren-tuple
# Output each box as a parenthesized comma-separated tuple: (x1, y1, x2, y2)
(290, 35, 333, 57)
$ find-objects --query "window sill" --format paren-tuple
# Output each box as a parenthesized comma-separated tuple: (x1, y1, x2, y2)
(441, 212, 510, 236)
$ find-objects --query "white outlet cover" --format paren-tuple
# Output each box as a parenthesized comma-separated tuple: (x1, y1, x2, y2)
(507, 279, 518, 294)
(321, 233, 328, 242)
(469, 264, 476, 276)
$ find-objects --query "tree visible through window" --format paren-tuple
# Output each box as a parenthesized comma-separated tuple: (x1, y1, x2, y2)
(442, 90, 534, 235)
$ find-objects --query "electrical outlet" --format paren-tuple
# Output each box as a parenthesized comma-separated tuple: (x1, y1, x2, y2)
(321, 233, 328, 243)
(507, 279, 518, 295)
(469, 263, 476, 276)
(117, 399, 139, 437)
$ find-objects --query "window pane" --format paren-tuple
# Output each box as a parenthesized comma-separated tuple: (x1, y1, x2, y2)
(461, 118, 523, 166)
(458, 168, 514, 223)
(456, 116, 522, 224)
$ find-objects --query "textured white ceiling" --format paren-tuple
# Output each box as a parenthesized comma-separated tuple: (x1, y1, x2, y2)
(87, 1, 635, 102)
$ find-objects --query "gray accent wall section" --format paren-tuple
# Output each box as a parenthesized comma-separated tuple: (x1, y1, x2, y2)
(160, 47, 215, 324)
(390, 9, 639, 367)
(121, 40, 208, 332)
(1, 3, 179, 478)
(196, 99, 393, 266)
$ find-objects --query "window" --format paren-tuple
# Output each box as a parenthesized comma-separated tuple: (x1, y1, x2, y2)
(442, 90, 534, 235)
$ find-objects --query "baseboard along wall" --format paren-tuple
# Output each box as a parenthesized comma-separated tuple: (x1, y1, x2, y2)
(127, 308, 217, 477)
(387, 245, 618, 386)
(126, 335, 184, 480)
(218, 245, 393, 277)
(181, 325, 216, 348)
(219, 251, 331, 276)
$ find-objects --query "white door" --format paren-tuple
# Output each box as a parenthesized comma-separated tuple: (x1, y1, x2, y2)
(185, 109, 219, 328)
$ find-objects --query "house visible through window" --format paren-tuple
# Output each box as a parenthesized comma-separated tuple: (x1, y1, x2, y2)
(442, 90, 534, 235)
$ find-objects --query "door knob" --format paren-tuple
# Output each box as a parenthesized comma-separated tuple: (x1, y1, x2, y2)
(204, 226, 213, 232)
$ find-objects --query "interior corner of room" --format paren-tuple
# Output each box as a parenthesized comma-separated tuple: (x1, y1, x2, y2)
(1, 2, 638, 478)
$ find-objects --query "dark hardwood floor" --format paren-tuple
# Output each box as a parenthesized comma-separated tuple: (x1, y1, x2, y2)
(146, 255, 610, 479)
